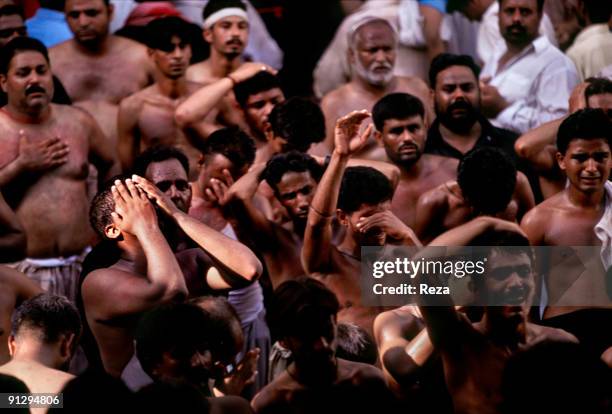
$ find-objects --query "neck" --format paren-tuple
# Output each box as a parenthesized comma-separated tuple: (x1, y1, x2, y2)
(118, 238, 148, 274)
(566, 185, 606, 209)
(438, 121, 481, 153)
(13, 342, 61, 369)
(482, 311, 527, 349)
(353, 76, 393, 96)
(400, 158, 423, 179)
(155, 75, 188, 99)
(3, 103, 51, 123)
(503, 40, 531, 59)
(209, 50, 242, 78)
(338, 234, 362, 261)
(75, 35, 110, 55)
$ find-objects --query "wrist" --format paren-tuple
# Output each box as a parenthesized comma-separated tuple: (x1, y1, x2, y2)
(226, 74, 237, 87)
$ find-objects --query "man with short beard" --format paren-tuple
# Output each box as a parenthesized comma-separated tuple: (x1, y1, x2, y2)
(372, 93, 457, 229)
(318, 16, 431, 160)
(425, 53, 519, 161)
(479, 0, 579, 134)
(186, 0, 250, 85)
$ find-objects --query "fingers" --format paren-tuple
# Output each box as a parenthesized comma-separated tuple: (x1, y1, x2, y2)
(222, 169, 234, 187)
(358, 124, 374, 144)
(124, 178, 141, 199)
(132, 175, 158, 200)
(337, 109, 371, 126)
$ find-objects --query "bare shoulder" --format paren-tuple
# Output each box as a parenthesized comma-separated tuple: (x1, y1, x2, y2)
(81, 267, 128, 301)
(251, 372, 294, 413)
(209, 395, 252, 414)
(338, 358, 385, 384)
(112, 35, 148, 57)
(373, 306, 420, 343)
(321, 84, 350, 110)
(521, 191, 564, 225)
(424, 154, 458, 172)
(48, 39, 74, 60)
(527, 322, 579, 345)
(52, 103, 97, 125)
(418, 182, 451, 208)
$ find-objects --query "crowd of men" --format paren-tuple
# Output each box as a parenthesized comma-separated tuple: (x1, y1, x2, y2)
(0, 0, 611, 412)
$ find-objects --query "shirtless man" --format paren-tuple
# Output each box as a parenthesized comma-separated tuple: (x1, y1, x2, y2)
(0, 267, 41, 364)
(372, 93, 457, 229)
(186, 0, 249, 85)
(0, 191, 25, 262)
(302, 110, 419, 337)
(49, 0, 153, 147)
(0, 294, 81, 409)
(317, 17, 431, 159)
(515, 77, 612, 198)
(521, 108, 612, 357)
(251, 277, 396, 413)
(0, 37, 118, 301)
(415, 217, 578, 414)
(84, 171, 261, 377)
(118, 17, 207, 179)
(416, 147, 535, 244)
(135, 302, 252, 413)
(175, 61, 280, 150)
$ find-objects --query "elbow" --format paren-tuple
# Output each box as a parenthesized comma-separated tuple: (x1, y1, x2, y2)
(174, 108, 192, 128)
(514, 136, 531, 159)
(245, 258, 263, 282)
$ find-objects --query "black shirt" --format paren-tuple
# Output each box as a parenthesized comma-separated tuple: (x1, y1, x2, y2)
(425, 116, 543, 202)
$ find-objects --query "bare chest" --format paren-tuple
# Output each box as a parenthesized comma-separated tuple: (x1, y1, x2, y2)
(545, 210, 602, 245)
(56, 53, 148, 103)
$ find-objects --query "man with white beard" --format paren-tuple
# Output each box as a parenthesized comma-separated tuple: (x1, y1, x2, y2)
(316, 16, 431, 160)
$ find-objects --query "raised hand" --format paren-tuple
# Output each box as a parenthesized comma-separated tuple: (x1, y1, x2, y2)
(569, 82, 589, 113)
(131, 175, 181, 218)
(17, 130, 69, 172)
(228, 62, 277, 84)
(357, 210, 421, 245)
(111, 178, 158, 237)
(334, 109, 373, 156)
(205, 169, 235, 209)
(220, 347, 260, 396)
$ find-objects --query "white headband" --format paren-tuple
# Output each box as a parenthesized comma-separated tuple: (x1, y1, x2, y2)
(203, 8, 248, 29)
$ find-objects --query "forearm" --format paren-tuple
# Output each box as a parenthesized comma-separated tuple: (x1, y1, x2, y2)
(138, 227, 187, 299)
(428, 216, 495, 247)
(228, 163, 266, 202)
(311, 150, 348, 217)
(514, 117, 563, 166)
(174, 212, 261, 281)
(348, 158, 399, 189)
(0, 158, 26, 187)
(175, 78, 233, 127)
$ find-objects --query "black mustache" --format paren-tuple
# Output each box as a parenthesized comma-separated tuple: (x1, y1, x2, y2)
(226, 39, 243, 45)
(449, 100, 473, 111)
(25, 85, 45, 95)
(508, 24, 526, 32)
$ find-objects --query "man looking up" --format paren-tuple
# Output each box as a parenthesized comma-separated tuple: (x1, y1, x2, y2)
(0, 37, 119, 301)
(372, 92, 457, 228)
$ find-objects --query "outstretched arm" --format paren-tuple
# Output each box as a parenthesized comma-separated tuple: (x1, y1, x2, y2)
(302, 110, 373, 273)
(133, 175, 262, 289)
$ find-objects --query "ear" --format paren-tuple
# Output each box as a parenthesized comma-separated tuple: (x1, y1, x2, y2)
(347, 46, 356, 66)
(104, 223, 121, 240)
(59, 333, 76, 359)
(336, 209, 349, 226)
(374, 130, 384, 147)
(556, 152, 566, 171)
(8, 335, 16, 356)
(108, 3, 115, 19)
(203, 28, 213, 44)
(0, 74, 7, 94)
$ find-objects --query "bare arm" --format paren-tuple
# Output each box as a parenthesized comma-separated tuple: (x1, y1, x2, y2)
(0, 192, 26, 262)
(311, 155, 400, 190)
(0, 265, 42, 303)
(175, 63, 277, 128)
(419, 5, 446, 62)
(514, 117, 563, 173)
(514, 172, 535, 221)
(85, 179, 187, 318)
(117, 97, 141, 173)
(302, 110, 373, 274)
(225, 163, 277, 247)
(133, 175, 262, 289)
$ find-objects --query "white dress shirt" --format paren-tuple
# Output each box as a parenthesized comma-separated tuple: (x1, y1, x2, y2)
(481, 36, 579, 134)
(477, 1, 557, 65)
